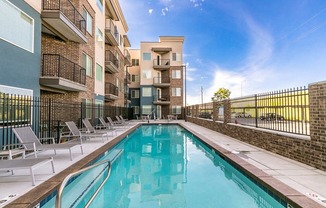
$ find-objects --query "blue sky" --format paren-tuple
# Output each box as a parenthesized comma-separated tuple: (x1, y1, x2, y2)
(120, 0, 326, 105)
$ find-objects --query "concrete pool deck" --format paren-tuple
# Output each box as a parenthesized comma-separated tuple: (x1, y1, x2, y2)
(1, 120, 325, 207)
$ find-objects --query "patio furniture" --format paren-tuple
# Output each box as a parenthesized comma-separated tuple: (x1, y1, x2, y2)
(12, 126, 83, 161)
(0, 144, 25, 160)
(98, 117, 123, 131)
(107, 117, 127, 128)
(65, 121, 109, 143)
(82, 118, 116, 137)
(0, 157, 55, 185)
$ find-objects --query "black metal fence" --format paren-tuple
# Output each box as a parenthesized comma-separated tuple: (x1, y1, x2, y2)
(0, 93, 133, 146)
(189, 86, 310, 135)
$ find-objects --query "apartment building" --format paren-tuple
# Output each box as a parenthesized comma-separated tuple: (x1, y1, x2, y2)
(129, 36, 185, 119)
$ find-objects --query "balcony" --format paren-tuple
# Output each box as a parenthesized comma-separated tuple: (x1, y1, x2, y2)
(152, 47, 172, 54)
(153, 77, 170, 88)
(153, 95, 170, 105)
(105, 83, 119, 101)
(126, 72, 131, 84)
(153, 59, 170, 70)
(105, 19, 119, 46)
(105, 50, 119, 73)
(41, 0, 87, 43)
(40, 54, 87, 92)
(124, 49, 131, 66)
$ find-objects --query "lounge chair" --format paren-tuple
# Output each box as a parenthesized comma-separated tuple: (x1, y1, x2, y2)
(0, 157, 55, 185)
(107, 117, 126, 128)
(65, 121, 109, 143)
(0, 144, 25, 160)
(82, 118, 116, 137)
(98, 117, 123, 131)
(12, 127, 83, 161)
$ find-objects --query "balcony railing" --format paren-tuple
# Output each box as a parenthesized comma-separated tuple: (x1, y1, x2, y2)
(42, 0, 86, 35)
(153, 95, 170, 105)
(153, 59, 170, 70)
(126, 72, 131, 84)
(153, 77, 170, 85)
(105, 83, 118, 96)
(105, 50, 119, 73)
(42, 54, 86, 85)
(105, 19, 119, 46)
(124, 49, 131, 65)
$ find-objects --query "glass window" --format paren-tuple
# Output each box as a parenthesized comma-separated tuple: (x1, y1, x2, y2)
(0, 0, 34, 53)
(172, 88, 182, 96)
(96, 0, 103, 13)
(82, 9, 93, 35)
(172, 70, 181, 79)
(133, 106, 140, 114)
(142, 70, 151, 79)
(96, 27, 103, 46)
(83, 99, 92, 118)
(96, 63, 103, 81)
(131, 90, 140, 98)
(172, 53, 181, 61)
(142, 105, 152, 115)
(172, 106, 182, 114)
(82, 53, 92, 77)
(142, 87, 152, 97)
(131, 74, 139, 82)
(132, 59, 139, 66)
(95, 99, 103, 118)
(143, 52, 151, 61)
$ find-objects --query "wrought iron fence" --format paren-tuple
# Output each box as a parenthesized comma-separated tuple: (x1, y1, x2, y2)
(0, 93, 133, 146)
(188, 86, 310, 135)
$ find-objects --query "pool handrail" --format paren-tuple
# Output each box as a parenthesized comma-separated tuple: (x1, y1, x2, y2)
(55, 159, 112, 208)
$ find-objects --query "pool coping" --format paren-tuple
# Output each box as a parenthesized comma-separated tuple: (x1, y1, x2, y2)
(4, 122, 323, 208)
(178, 123, 324, 208)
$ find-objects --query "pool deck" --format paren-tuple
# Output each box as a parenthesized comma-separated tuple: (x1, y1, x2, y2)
(1, 120, 326, 207)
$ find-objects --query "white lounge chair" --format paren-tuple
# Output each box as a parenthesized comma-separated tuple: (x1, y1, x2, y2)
(107, 117, 126, 128)
(99, 117, 124, 131)
(82, 118, 116, 137)
(12, 126, 83, 161)
(65, 121, 108, 143)
(0, 157, 55, 185)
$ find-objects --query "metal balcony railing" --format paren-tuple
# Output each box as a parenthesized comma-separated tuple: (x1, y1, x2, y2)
(153, 95, 170, 102)
(42, 0, 86, 35)
(153, 59, 170, 67)
(105, 50, 119, 69)
(124, 49, 131, 65)
(153, 77, 170, 84)
(42, 54, 86, 85)
(105, 83, 118, 96)
(105, 19, 119, 42)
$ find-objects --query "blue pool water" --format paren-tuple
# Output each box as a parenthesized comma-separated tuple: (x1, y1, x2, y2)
(42, 124, 287, 208)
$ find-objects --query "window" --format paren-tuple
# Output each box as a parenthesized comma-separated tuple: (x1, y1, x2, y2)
(96, 27, 103, 46)
(95, 99, 103, 118)
(172, 106, 182, 114)
(172, 70, 181, 79)
(142, 105, 152, 115)
(142, 87, 152, 97)
(83, 99, 92, 118)
(172, 88, 182, 96)
(143, 52, 151, 61)
(131, 75, 139, 82)
(96, 63, 103, 81)
(96, 0, 103, 12)
(82, 9, 93, 35)
(172, 53, 181, 61)
(142, 70, 151, 79)
(82, 53, 92, 77)
(131, 90, 140, 98)
(0, 0, 34, 52)
(133, 106, 140, 114)
(132, 59, 139, 66)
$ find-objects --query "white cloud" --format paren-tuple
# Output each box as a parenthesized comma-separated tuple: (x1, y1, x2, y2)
(148, 9, 153, 15)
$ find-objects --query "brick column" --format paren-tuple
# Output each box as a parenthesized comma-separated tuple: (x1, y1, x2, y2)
(195, 105, 199, 118)
(224, 99, 231, 124)
(213, 102, 218, 122)
(309, 81, 326, 142)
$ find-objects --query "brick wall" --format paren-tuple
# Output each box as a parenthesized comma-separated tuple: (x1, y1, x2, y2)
(187, 81, 326, 171)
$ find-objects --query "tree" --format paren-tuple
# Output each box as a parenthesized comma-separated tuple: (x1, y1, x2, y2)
(211, 88, 231, 101)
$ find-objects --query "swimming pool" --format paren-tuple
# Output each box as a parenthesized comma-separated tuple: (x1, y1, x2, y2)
(42, 124, 287, 208)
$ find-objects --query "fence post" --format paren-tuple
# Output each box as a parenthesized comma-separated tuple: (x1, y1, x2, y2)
(47, 98, 52, 138)
(255, 94, 258, 128)
(213, 102, 218, 122)
(223, 99, 231, 124)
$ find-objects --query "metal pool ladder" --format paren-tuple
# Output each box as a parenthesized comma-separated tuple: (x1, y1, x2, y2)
(55, 149, 123, 208)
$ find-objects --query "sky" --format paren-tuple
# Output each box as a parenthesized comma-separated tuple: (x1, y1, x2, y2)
(119, 0, 326, 105)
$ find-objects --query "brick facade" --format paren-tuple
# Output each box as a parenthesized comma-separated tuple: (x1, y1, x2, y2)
(187, 81, 326, 171)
